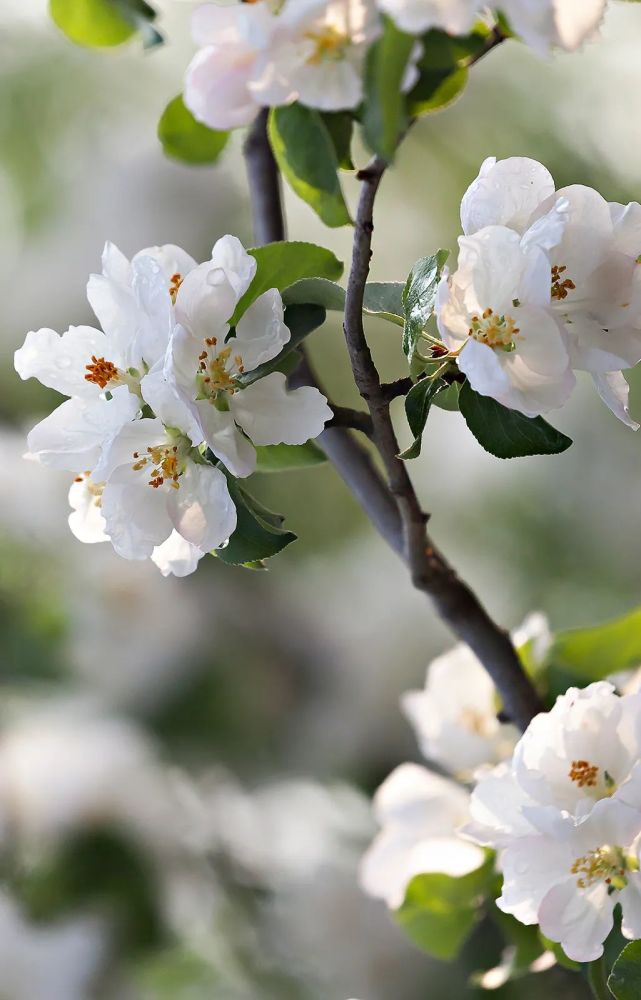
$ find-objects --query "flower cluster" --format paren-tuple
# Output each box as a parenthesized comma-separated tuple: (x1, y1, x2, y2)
(466, 682, 641, 961)
(184, 0, 609, 131)
(437, 156, 641, 424)
(15, 237, 331, 576)
(358, 616, 549, 908)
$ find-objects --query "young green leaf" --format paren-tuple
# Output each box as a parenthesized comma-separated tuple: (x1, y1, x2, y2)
(402, 250, 450, 361)
(231, 242, 343, 324)
(50, 0, 159, 47)
(459, 383, 573, 459)
(320, 112, 354, 170)
(268, 105, 351, 228)
(215, 482, 297, 566)
(158, 96, 229, 165)
(282, 277, 404, 325)
(407, 67, 468, 117)
(255, 441, 327, 473)
(609, 940, 641, 999)
(362, 17, 415, 161)
(399, 377, 448, 459)
(394, 861, 493, 961)
(546, 605, 641, 685)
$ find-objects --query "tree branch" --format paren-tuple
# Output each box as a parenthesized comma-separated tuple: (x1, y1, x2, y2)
(242, 112, 542, 731)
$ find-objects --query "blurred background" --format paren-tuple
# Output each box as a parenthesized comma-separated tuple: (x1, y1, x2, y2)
(1, 1, 641, 996)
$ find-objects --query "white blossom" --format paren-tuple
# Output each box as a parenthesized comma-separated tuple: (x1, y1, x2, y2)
(375, 0, 483, 36)
(96, 418, 236, 562)
(156, 235, 332, 478)
(402, 641, 519, 778)
(465, 682, 641, 960)
(360, 763, 486, 909)
(185, 0, 382, 127)
(437, 218, 575, 416)
(459, 156, 641, 427)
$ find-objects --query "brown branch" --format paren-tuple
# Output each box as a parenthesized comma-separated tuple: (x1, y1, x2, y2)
(242, 109, 542, 731)
(327, 405, 374, 437)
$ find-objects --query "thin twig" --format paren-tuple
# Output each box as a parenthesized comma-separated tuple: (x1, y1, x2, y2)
(328, 405, 375, 438)
(380, 377, 413, 402)
(242, 106, 542, 731)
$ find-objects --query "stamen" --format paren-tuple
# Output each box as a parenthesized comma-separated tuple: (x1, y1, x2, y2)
(569, 759, 599, 789)
(468, 308, 520, 349)
(551, 264, 576, 301)
(169, 273, 183, 304)
(305, 25, 349, 64)
(85, 356, 120, 389)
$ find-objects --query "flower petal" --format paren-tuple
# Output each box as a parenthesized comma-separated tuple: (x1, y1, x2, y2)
(230, 371, 332, 446)
(461, 157, 555, 236)
(151, 531, 205, 578)
(593, 372, 640, 430)
(194, 402, 257, 478)
(234, 289, 291, 373)
(167, 462, 237, 552)
(15, 326, 108, 399)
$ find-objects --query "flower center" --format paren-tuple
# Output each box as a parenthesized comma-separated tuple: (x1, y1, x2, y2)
(197, 337, 244, 400)
(571, 844, 638, 891)
(85, 356, 122, 389)
(568, 759, 616, 798)
(169, 273, 183, 304)
(551, 264, 576, 301)
(459, 707, 492, 738)
(131, 440, 189, 490)
(468, 308, 520, 350)
(305, 25, 349, 64)
(74, 471, 104, 507)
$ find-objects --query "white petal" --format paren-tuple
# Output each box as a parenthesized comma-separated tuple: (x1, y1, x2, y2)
(92, 416, 166, 483)
(130, 255, 174, 368)
(15, 326, 107, 399)
(174, 262, 237, 341)
(133, 244, 198, 284)
(68, 476, 108, 544)
(593, 372, 640, 430)
(461, 157, 555, 236)
(151, 531, 205, 577)
(184, 45, 260, 132)
(210, 235, 257, 300)
(194, 401, 257, 478)
(359, 827, 424, 908)
(372, 763, 470, 832)
(537, 878, 613, 963)
(27, 389, 140, 472)
(100, 241, 131, 285)
(376, 0, 480, 35)
(620, 876, 641, 941)
(167, 462, 237, 552)
(234, 289, 291, 372)
(498, 833, 574, 924)
(140, 364, 202, 445)
(230, 371, 332, 446)
(458, 338, 512, 402)
(101, 471, 174, 561)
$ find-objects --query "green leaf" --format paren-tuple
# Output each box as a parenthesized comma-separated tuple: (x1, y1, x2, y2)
(394, 861, 493, 961)
(282, 276, 404, 326)
(320, 112, 354, 170)
(231, 242, 343, 325)
(459, 383, 573, 459)
(215, 481, 297, 566)
(402, 250, 450, 361)
(473, 916, 552, 989)
(50, 0, 159, 47)
(399, 377, 448, 459)
(158, 96, 229, 165)
(268, 105, 351, 228)
(362, 16, 415, 161)
(432, 380, 461, 411)
(255, 441, 327, 472)
(408, 66, 468, 117)
(609, 941, 641, 998)
(547, 606, 641, 684)
(242, 303, 326, 385)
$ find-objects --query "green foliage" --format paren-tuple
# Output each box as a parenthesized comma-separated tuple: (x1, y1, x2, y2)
(135, 948, 220, 998)
(231, 242, 343, 324)
(473, 915, 551, 989)
(50, 0, 161, 48)
(321, 112, 354, 170)
(158, 96, 229, 165)
(268, 105, 351, 228)
(408, 67, 468, 117)
(406, 27, 488, 118)
(255, 442, 327, 473)
(609, 941, 641, 999)
(546, 605, 641, 684)
(458, 383, 573, 459)
(215, 481, 297, 566)
(282, 276, 404, 325)
(394, 859, 494, 961)
(399, 376, 450, 459)
(402, 250, 449, 362)
(12, 828, 166, 956)
(362, 16, 415, 161)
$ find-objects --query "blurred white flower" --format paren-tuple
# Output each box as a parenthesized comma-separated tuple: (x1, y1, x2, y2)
(160, 235, 331, 478)
(437, 219, 575, 416)
(360, 763, 485, 909)
(0, 701, 176, 851)
(459, 156, 641, 427)
(377, 0, 606, 54)
(402, 642, 519, 778)
(0, 891, 105, 1000)
(185, 0, 382, 127)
